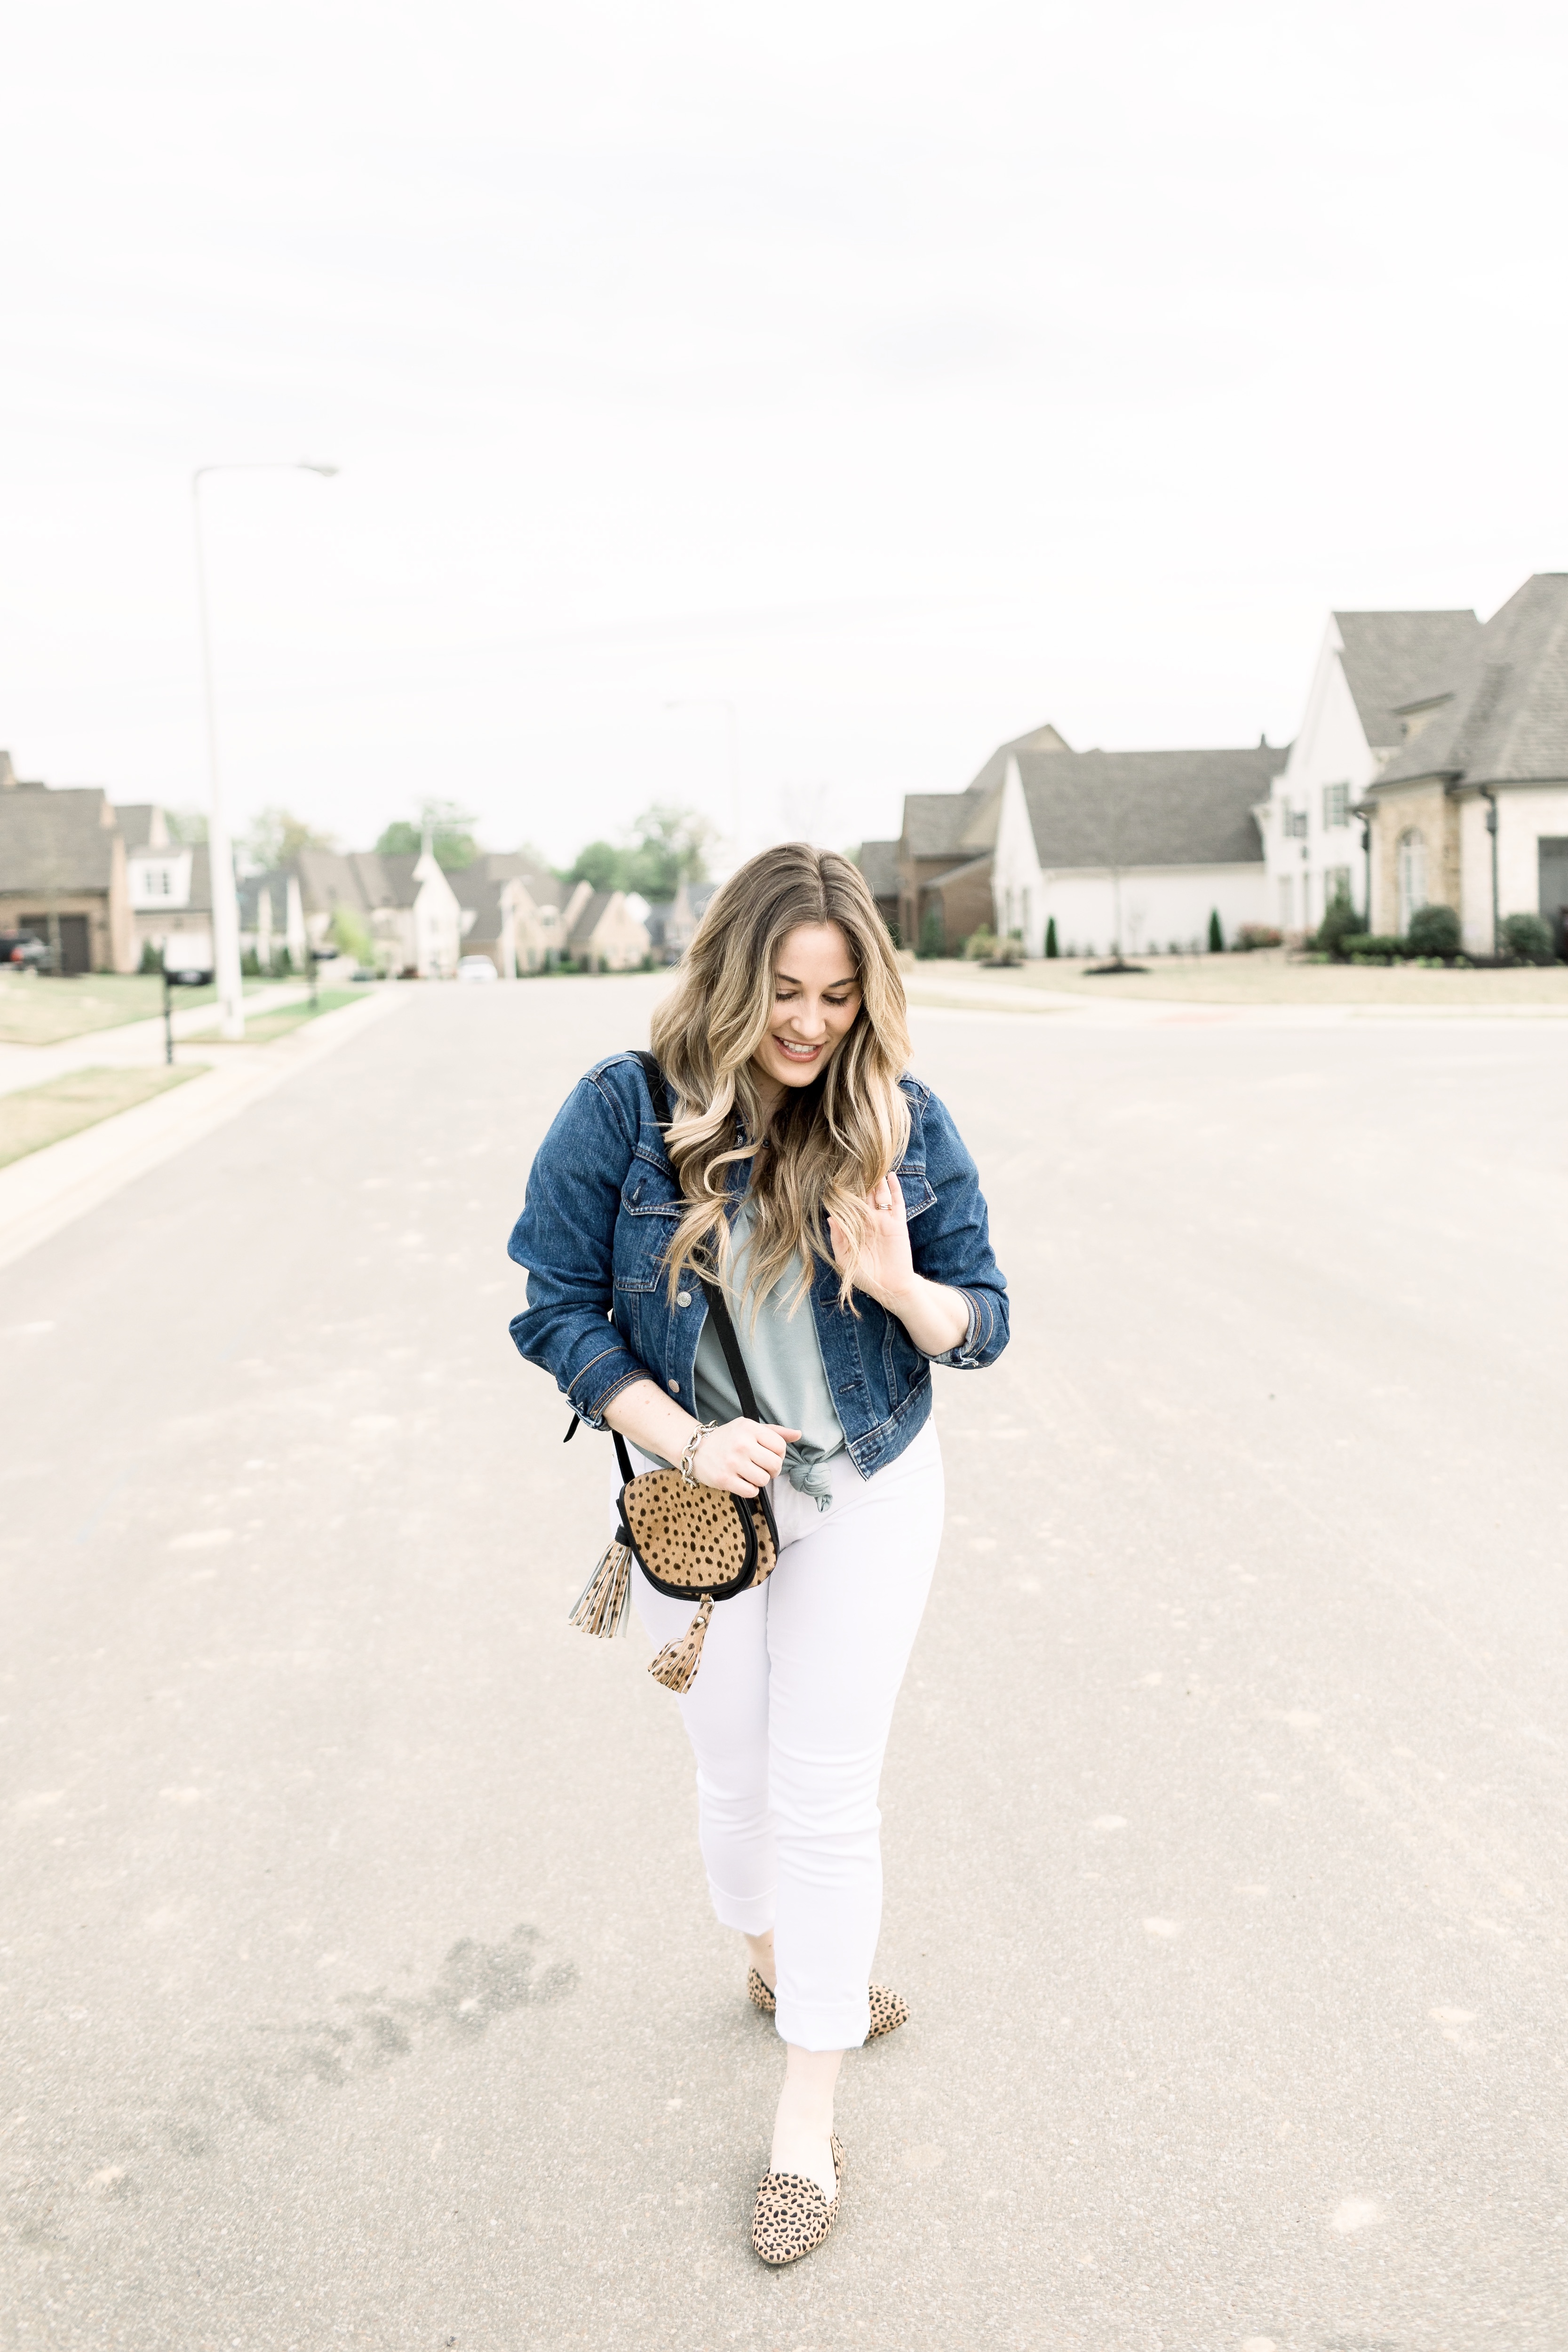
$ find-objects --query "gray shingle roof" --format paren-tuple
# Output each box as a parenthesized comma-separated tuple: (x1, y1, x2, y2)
(114, 802, 167, 850)
(238, 868, 292, 927)
(457, 875, 506, 939)
(902, 790, 1001, 860)
(1019, 745, 1281, 869)
(961, 721, 1072, 802)
(0, 787, 120, 892)
(567, 888, 613, 949)
(855, 840, 900, 900)
(1373, 574, 1568, 789)
(1332, 610, 1480, 750)
(292, 847, 431, 912)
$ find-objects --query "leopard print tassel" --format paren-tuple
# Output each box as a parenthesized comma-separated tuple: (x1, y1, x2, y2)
(568, 1540, 633, 1640)
(647, 1594, 713, 1692)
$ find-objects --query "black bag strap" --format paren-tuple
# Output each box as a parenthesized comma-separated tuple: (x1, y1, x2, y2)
(631, 1050, 761, 1418)
(634, 1050, 780, 1551)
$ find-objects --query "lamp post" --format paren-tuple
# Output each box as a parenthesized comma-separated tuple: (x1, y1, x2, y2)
(192, 461, 338, 1039)
(662, 697, 741, 860)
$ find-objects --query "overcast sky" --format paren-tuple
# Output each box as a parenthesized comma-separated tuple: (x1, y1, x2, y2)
(2, 0, 1564, 868)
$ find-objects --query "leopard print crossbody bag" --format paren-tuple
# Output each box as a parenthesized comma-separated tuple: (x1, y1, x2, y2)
(565, 1053, 781, 1695)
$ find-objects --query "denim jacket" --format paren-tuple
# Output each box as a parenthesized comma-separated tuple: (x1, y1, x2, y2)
(507, 1051, 1009, 1479)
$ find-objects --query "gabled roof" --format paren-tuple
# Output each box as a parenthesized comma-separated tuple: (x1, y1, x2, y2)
(1374, 574, 1568, 789)
(962, 721, 1072, 802)
(567, 888, 614, 948)
(291, 847, 449, 912)
(456, 875, 506, 938)
(902, 790, 1001, 861)
(855, 840, 900, 900)
(115, 803, 169, 850)
(238, 868, 296, 926)
(1332, 610, 1480, 750)
(1019, 745, 1280, 869)
(0, 786, 121, 892)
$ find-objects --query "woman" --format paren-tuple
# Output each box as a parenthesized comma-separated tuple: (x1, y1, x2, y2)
(508, 843, 1008, 2264)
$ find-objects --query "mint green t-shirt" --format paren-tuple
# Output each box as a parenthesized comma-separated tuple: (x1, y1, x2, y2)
(693, 1200, 845, 1510)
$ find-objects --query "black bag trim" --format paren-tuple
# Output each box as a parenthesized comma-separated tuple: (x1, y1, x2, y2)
(599, 1052, 779, 1600)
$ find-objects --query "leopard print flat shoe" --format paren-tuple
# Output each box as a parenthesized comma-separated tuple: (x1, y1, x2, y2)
(751, 2132, 844, 2265)
(747, 1969, 910, 2041)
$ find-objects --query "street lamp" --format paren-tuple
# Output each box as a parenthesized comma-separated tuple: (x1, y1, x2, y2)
(662, 697, 741, 858)
(1480, 788, 1499, 955)
(192, 461, 339, 1039)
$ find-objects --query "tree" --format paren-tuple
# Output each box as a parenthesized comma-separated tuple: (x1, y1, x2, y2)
(329, 904, 375, 966)
(621, 804, 713, 902)
(567, 840, 625, 892)
(918, 902, 945, 960)
(165, 809, 208, 846)
(1207, 908, 1224, 953)
(1044, 915, 1059, 958)
(376, 797, 480, 870)
(240, 805, 339, 873)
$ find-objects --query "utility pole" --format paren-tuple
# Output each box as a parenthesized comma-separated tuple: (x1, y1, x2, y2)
(192, 461, 338, 1039)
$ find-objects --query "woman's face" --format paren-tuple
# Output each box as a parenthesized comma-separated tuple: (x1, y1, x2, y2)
(750, 921, 862, 1105)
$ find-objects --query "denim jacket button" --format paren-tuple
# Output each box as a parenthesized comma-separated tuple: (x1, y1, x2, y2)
(667, 1378, 680, 1394)
(676, 1290, 692, 1307)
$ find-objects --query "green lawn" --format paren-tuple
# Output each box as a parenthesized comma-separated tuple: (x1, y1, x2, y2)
(905, 952, 1568, 1010)
(0, 971, 291, 1047)
(0, 1065, 199, 1169)
(181, 989, 364, 1044)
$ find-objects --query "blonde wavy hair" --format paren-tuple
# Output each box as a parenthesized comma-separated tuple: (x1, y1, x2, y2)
(648, 842, 912, 1313)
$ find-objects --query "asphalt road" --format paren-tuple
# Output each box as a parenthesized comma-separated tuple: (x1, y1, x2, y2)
(4, 978, 1568, 2352)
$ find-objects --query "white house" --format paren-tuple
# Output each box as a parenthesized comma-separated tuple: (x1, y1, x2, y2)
(125, 823, 215, 965)
(1255, 609, 1480, 937)
(1362, 572, 1568, 954)
(987, 736, 1281, 957)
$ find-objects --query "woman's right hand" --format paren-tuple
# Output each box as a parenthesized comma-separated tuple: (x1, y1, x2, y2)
(692, 1416, 802, 1498)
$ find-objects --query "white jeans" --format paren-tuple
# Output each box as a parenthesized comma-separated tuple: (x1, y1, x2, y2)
(628, 1419, 943, 2051)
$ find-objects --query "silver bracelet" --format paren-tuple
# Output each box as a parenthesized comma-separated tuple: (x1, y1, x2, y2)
(679, 1421, 716, 1487)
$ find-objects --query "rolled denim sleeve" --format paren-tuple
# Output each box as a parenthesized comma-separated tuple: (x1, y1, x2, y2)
(506, 1072, 653, 1426)
(906, 1088, 1009, 1370)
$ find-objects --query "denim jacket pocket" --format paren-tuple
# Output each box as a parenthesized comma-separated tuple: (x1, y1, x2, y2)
(896, 1166, 938, 1221)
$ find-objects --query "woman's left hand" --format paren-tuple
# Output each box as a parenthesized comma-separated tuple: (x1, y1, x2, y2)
(828, 1176, 915, 1308)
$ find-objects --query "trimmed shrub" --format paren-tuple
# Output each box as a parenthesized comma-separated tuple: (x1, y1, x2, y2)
(917, 903, 945, 960)
(1207, 908, 1224, 953)
(1044, 915, 1059, 958)
(1233, 924, 1284, 952)
(963, 927, 996, 961)
(138, 938, 162, 974)
(1315, 895, 1370, 956)
(1500, 911, 1556, 964)
(1406, 903, 1461, 957)
(1347, 935, 1407, 962)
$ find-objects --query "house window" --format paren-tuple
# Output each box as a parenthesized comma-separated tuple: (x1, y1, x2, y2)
(1283, 807, 1308, 840)
(1396, 829, 1426, 931)
(1323, 783, 1349, 828)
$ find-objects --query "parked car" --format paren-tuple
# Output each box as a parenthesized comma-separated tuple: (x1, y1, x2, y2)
(0, 931, 49, 970)
(456, 955, 498, 984)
